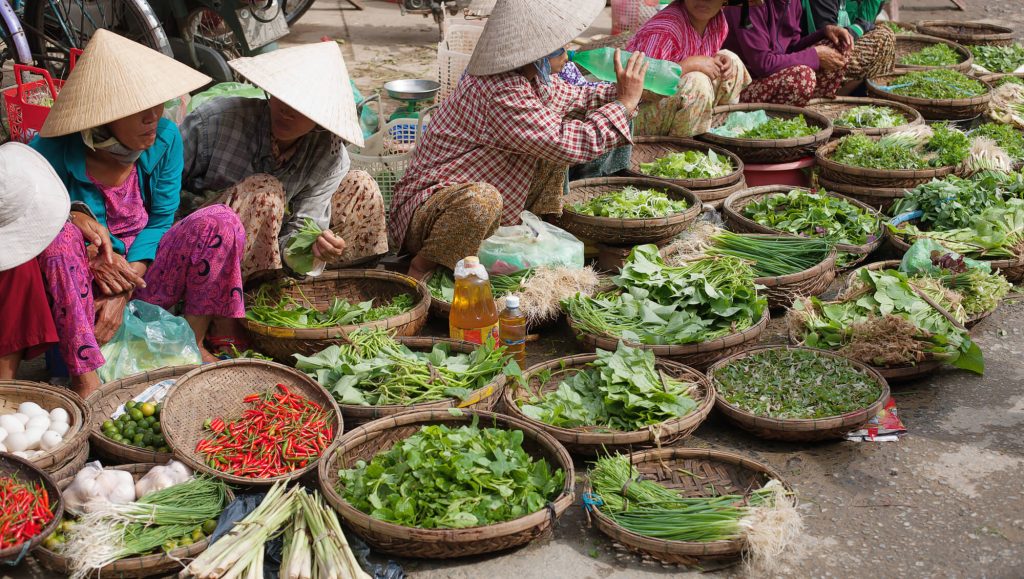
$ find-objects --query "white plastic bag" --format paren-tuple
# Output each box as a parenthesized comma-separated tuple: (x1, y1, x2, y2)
(479, 211, 584, 275)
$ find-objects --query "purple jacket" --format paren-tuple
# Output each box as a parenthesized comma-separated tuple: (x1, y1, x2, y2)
(722, 0, 828, 78)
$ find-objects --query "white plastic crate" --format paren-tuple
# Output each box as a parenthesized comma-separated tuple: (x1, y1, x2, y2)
(610, 0, 660, 35)
(437, 23, 484, 102)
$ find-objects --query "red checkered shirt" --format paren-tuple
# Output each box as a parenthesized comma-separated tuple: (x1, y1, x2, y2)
(387, 72, 632, 248)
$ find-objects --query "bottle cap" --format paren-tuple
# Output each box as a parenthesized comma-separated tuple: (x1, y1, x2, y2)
(464, 256, 480, 266)
(506, 295, 520, 308)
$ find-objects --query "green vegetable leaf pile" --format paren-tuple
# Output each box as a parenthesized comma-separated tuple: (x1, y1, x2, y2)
(743, 189, 879, 246)
(833, 105, 908, 129)
(883, 22, 915, 35)
(882, 69, 987, 100)
(284, 218, 322, 275)
(571, 187, 689, 219)
(337, 417, 565, 529)
(969, 43, 1024, 73)
(246, 287, 414, 328)
(427, 268, 531, 303)
(890, 198, 1024, 260)
(899, 43, 962, 67)
(519, 343, 697, 431)
(971, 122, 1024, 161)
(891, 171, 1024, 230)
(996, 76, 1024, 88)
(639, 149, 734, 180)
(712, 349, 883, 419)
(739, 114, 817, 139)
(831, 125, 969, 170)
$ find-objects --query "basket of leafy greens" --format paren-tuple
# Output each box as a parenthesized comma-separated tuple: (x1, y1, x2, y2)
(916, 20, 1014, 48)
(700, 103, 833, 163)
(628, 137, 743, 190)
(867, 70, 991, 120)
(708, 347, 889, 441)
(504, 343, 713, 454)
(240, 269, 430, 362)
(970, 43, 1024, 73)
(318, 409, 574, 559)
(808, 97, 922, 137)
(895, 35, 972, 72)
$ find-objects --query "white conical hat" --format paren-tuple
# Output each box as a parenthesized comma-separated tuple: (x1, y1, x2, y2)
(466, 0, 605, 76)
(40, 29, 211, 138)
(0, 142, 70, 271)
(228, 42, 364, 147)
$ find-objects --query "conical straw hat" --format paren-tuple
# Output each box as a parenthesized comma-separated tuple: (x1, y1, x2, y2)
(40, 29, 211, 137)
(466, 0, 605, 76)
(228, 42, 364, 147)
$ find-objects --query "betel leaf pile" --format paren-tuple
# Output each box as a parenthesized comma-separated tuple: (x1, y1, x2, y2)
(337, 416, 564, 529)
(571, 187, 689, 219)
(639, 149, 734, 180)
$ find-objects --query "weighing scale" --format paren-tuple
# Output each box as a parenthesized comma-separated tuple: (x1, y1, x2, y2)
(383, 79, 441, 122)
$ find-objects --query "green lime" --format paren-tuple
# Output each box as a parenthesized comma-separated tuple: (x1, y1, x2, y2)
(132, 433, 145, 445)
(145, 415, 157, 425)
(191, 527, 204, 542)
(157, 446, 170, 453)
(140, 402, 156, 417)
(129, 409, 144, 422)
(43, 535, 60, 550)
(102, 420, 114, 430)
(126, 401, 136, 410)
(162, 540, 178, 552)
(112, 435, 125, 443)
(152, 422, 162, 433)
(142, 433, 154, 445)
(179, 537, 194, 547)
(202, 519, 218, 534)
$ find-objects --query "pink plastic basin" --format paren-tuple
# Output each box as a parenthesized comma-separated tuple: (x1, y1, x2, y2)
(743, 157, 815, 188)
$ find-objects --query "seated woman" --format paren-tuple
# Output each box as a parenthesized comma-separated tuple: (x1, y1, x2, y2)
(180, 41, 388, 281)
(626, 0, 753, 137)
(389, 0, 646, 280)
(30, 30, 246, 396)
(800, 0, 895, 82)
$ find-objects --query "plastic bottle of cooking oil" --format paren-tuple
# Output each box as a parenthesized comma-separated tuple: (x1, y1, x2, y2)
(499, 295, 526, 367)
(449, 256, 499, 345)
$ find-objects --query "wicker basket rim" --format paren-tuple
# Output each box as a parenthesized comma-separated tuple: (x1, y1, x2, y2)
(702, 103, 833, 146)
(563, 177, 703, 227)
(0, 381, 92, 471)
(0, 453, 64, 562)
(915, 20, 1015, 38)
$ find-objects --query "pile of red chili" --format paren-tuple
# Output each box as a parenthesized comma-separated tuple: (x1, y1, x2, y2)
(195, 384, 334, 478)
(0, 476, 55, 549)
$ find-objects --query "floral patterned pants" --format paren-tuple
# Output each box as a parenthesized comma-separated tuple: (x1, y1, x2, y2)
(741, 41, 850, 106)
(402, 182, 503, 270)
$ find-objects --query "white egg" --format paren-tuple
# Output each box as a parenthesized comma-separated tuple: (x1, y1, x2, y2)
(26, 415, 50, 431)
(11, 451, 28, 459)
(17, 402, 45, 417)
(14, 413, 29, 425)
(0, 415, 24, 434)
(49, 408, 69, 424)
(47, 422, 70, 436)
(23, 428, 44, 450)
(40, 431, 62, 451)
(5, 432, 29, 452)
(0, 427, 7, 443)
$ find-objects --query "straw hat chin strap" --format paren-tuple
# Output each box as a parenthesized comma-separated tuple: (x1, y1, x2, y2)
(81, 126, 144, 165)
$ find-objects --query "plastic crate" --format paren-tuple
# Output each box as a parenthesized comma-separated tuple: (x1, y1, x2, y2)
(2, 51, 80, 143)
(436, 23, 484, 102)
(610, 0, 660, 35)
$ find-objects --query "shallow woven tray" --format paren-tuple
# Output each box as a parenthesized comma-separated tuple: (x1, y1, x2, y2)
(885, 222, 1024, 284)
(894, 34, 973, 72)
(161, 359, 342, 486)
(0, 381, 91, 475)
(693, 178, 747, 210)
(815, 137, 959, 189)
(0, 453, 63, 565)
(47, 442, 89, 483)
(807, 96, 924, 137)
(867, 73, 992, 121)
(556, 177, 702, 245)
(33, 462, 233, 578)
(240, 269, 430, 362)
(816, 175, 908, 213)
(87, 366, 198, 465)
(318, 409, 575, 559)
(915, 20, 1015, 47)
(699, 103, 833, 163)
(569, 307, 769, 371)
(585, 447, 789, 567)
(978, 72, 1024, 86)
(707, 346, 890, 441)
(502, 354, 714, 455)
(625, 137, 744, 190)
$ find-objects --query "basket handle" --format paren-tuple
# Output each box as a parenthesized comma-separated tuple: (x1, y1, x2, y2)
(14, 64, 58, 104)
(415, 104, 437, 140)
(357, 93, 384, 136)
(69, 48, 83, 71)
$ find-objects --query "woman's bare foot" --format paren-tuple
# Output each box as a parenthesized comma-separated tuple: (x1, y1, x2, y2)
(407, 254, 437, 281)
(71, 371, 102, 398)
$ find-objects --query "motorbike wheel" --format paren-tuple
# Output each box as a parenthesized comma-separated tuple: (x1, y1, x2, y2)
(170, 37, 232, 85)
(283, 0, 315, 26)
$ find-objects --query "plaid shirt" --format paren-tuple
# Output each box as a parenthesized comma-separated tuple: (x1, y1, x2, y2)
(388, 72, 632, 248)
(180, 97, 349, 253)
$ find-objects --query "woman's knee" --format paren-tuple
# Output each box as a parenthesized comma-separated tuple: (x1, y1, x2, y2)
(466, 184, 502, 224)
(791, 66, 817, 101)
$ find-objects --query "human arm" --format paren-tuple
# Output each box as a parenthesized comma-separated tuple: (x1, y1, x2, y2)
(126, 121, 181, 264)
(279, 139, 346, 264)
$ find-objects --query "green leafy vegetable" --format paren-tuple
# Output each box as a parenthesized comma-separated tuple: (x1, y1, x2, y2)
(284, 218, 323, 275)
(971, 122, 1024, 160)
(890, 198, 1024, 259)
(899, 43, 962, 67)
(742, 189, 880, 247)
(969, 43, 1024, 73)
(996, 76, 1024, 88)
(739, 114, 817, 139)
(639, 149, 734, 180)
(831, 125, 969, 170)
(883, 22, 915, 35)
(882, 69, 987, 100)
(891, 171, 1024, 230)
(571, 187, 689, 219)
(704, 232, 833, 277)
(833, 105, 908, 129)
(246, 287, 414, 328)
(426, 268, 531, 303)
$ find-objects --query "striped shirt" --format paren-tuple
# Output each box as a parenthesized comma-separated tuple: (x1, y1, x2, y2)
(626, 1, 729, 62)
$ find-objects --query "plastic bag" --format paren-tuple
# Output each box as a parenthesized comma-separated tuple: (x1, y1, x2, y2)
(900, 239, 992, 275)
(163, 94, 191, 125)
(187, 82, 267, 113)
(708, 110, 770, 137)
(479, 211, 584, 275)
(98, 301, 202, 383)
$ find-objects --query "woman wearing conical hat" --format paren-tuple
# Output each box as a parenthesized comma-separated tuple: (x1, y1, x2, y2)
(388, 0, 648, 280)
(179, 42, 388, 281)
(29, 30, 246, 396)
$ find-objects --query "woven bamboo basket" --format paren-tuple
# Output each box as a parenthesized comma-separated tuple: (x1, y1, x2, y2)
(722, 185, 884, 269)
(317, 409, 575, 559)
(978, 73, 1024, 86)
(87, 366, 197, 465)
(556, 177, 702, 245)
(884, 21, 918, 35)
(707, 346, 890, 441)
(0, 381, 91, 476)
(807, 97, 924, 137)
(0, 453, 63, 565)
(692, 177, 747, 210)
(569, 307, 769, 370)
(885, 222, 1024, 283)
(699, 103, 833, 163)
(915, 20, 1015, 47)
(625, 137, 744, 190)
(161, 359, 342, 486)
(240, 269, 430, 362)
(867, 73, 992, 120)
(33, 462, 234, 578)
(48, 443, 89, 483)
(584, 447, 789, 567)
(816, 137, 959, 189)
(894, 35, 973, 72)
(816, 175, 908, 213)
(501, 354, 714, 455)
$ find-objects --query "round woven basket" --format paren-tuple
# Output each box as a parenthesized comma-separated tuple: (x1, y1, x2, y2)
(816, 175, 908, 213)
(556, 177, 702, 245)
(894, 34, 973, 72)
(915, 20, 1015, 47)
(625, 137, 744, 190)
(722, 185, 884, 269)
(699, 103, 833, 163)
(86, 366, 198, 465)
(807, 97, 924, 137)
(47, 443, 89, 483)
(585, 447, 789, 567)
(317, 409, 575, 559)
(34, 462, 234, 578)
(692, 178, 747, 210)
(978, 72, 1024, 86)
(707, 346, 890, 441)
(815, 137, 959, 189)
(569, 307, 769, 371)
(885, 222, 1024, 283)
(867, 73, 992, 121)
(0, 453, 63, 565)
(161, 359, 342, 486)
(240, 269, 430, 363)
(501, 354, 714, 455)
(0, 381, 91, 476)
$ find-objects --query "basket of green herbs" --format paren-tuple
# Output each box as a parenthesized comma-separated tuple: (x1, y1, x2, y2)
(504, 343, 713, 454)
(867, 70, 991, 120)
(970, 43, 1024, 73)
(318, 409, 574, 559)
(627, 137, 743, 191)
(917, 20, 1014, 48)
(700, 103, 833, 163)
(240, 269, 430, 362)
(584, 449, 799, 568)
(708, 347, 889, 441)
(558, 177, 702, 244)
(808, 97, 922, 137)
(895, 35, 972, 72)
(294, 329, 515, 427)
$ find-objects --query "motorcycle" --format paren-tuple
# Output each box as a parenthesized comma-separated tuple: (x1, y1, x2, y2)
(400, 0, 472, 41)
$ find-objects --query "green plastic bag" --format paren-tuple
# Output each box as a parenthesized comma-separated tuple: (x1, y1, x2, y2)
(900, 239, 992, 275)
(708, 110, 770, 138)
(98, 301, 203, 383)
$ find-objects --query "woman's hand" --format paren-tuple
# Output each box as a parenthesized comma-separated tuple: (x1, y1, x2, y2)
(815, 45, 848, 73)
(825, 25, 854, 52)
(681, 56, 720, 81)
(312, 230, 347, 262)
(94, 292, 130, 344)
(713, 54, 734, 80)
(90, 252, 147, 295)
(614, 49, 649, 114)
(70, 211, 113, 263)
